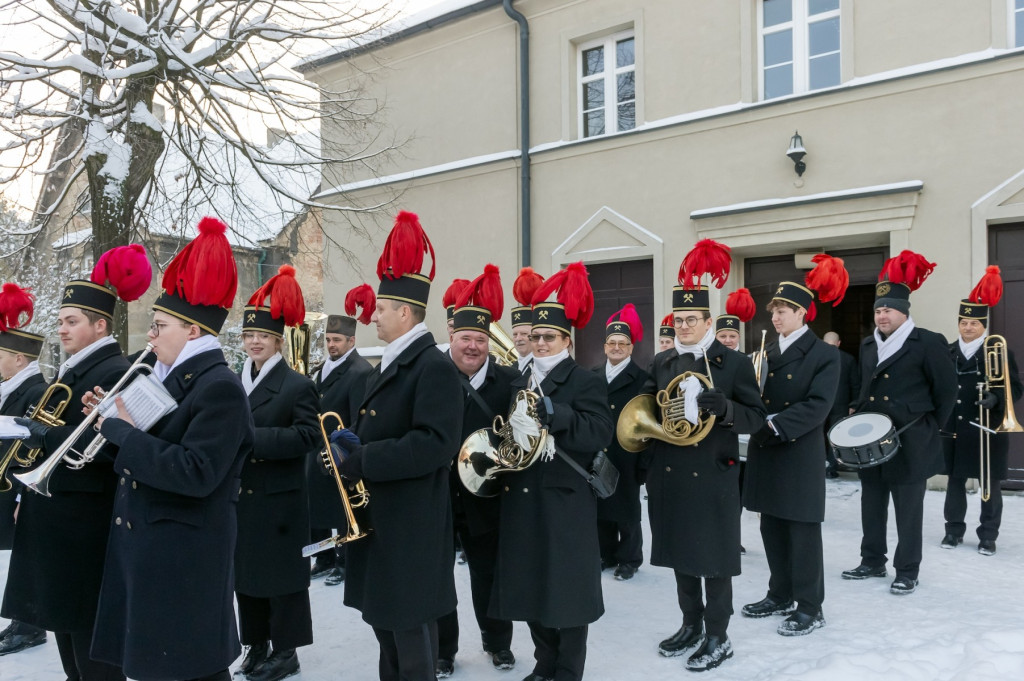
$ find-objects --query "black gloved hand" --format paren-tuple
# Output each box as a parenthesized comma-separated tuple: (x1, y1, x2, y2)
(14, 417, 49, 450)
(751, 422, 778, 447)
(534, 396, 555, 426)
(696, 388, 729, 417)
(337, 446, 364, 481)
(976, 391, 998, 409)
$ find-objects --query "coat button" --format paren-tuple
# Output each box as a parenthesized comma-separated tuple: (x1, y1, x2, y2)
(603, 448, 608, 453)
(504, 486, 510, 492)
(247, 489, 253, 494)
(320, 393, 325, 398)
(958, 415, 963, 420)
(784, 402, 790, 406)
(694, 443, 699, 448)
(883, 396, 889, 401)
(769, 372, 774, 377)
(692, 472, 698, 477)
(523, 487, 529, 493)
(370, 410, 377, 416)
(251, 458, 257, 463)
(120, 478, 125, 485)
(123, 468, 131, 476)
(765, 399, 771, 404)
(665, 466, 672, 472)
(360, 409, 367, 415)
(957, 399, 961, 404)
(869, 397, 875, 401)
(126, 521, 132, 530)
(115, 517, 122, 525)
(132, 481, 137, 490)
(611, 404, 616, 410)
(787, 374, 792, 379)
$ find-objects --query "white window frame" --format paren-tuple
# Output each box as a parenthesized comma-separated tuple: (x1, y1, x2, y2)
(758, 0, 841, 101)
(577, 29, 636, 139)
(1012, 0, 1024, 48)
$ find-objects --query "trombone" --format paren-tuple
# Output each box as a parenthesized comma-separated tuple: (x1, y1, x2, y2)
(0, 383, 73, 493)
(303, 412, 369, 557)
(976, 335, 1023, 502)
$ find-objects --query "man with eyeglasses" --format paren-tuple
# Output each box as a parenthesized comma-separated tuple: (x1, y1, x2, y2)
(594, 304, 650, 582)
(644, 242, 765, 673)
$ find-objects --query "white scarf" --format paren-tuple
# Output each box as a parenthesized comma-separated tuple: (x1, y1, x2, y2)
(675, 327, 716, 359)
(606, 357, 631, 384)
(154, 335, 223, 382)
(320, 345, 355, 382)
(874, 317, 916, 366)
(242, 352, 284, 396)
(517, 352, 534, 372)
(380, 322, 429, 372)
(468, 356, 489, 390)
(0, 361, 41, 410)
(531, 349, 569, 386)
(778, 324, 809, 355)
(959, 332, 987, 361)
(58, 335, 118, 379)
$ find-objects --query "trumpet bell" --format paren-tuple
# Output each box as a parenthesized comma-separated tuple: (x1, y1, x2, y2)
(457, 428, 504, 498)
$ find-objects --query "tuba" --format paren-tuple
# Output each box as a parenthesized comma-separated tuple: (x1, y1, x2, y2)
(0, 383, 73, 493)
(457, 389, 549, 497)
(284, 313, 327, 376)
(488, 322, 519, 367)
(977, 335, 1023, 501)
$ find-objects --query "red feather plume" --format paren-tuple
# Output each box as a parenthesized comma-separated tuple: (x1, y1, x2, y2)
(531, 261, 594, 328)
(376, 210, 436, 281)
(660, 313, 674, 328)
(725, 288, 756, 323)
(805, 254, 850, 306)
(442, 278, 471, 310)
(607, 303, 643, 343)
(248, 264, 306, 327)
(513, 267, 544, 306)
(879, 250, 936, 292)
(455, 264, 504, 321)
(680, 239, 732, 290)
(92, 244, 152, 302)
(969, 265, 1003, 307)
(344, 284, 376, 325)
(0, 283, 34, 332)
(806, 301, 818, 323)
(162, 216, 238, 308)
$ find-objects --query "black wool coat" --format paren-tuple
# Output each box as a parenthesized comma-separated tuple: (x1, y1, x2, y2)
(0, 371, 47, 549)
(491, 357, 613, 629)
(855, 326, 957, 484)
(1, 342, 128, 632)
(451, 359, 519, 538)
(743, 330, 840, 523)
(306, 352, 374, 528)
(642, 341, 766, 578)
(593, 360, 650, 524)
(236, 359, 320, 597)
(942, 343, 1023, 480)
(345, 332, 464, 631)
(93, 349, 255, 681)
(830, 350, 861, 419)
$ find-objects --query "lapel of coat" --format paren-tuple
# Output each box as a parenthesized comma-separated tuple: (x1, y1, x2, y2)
(539, 356, 574, 396)
(772, 329, 815, 371)
(359, 333, 436, 407)
(873, 327, 918, 376)
(246, 360, 286, 410)
(164, 350, 225, 402)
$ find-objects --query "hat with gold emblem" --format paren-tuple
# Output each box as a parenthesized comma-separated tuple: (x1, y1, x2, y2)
(531, 262, 594, 334)
(659, 313, 675, 339)
(716, 288, 756, 332)
(875, 250, 935, 315)
(959, 265, 1002, 327)
(510, 267, 544, 328)
(376, 210, 435, 309)
(0, 283, 45, 357)
(243, 265, 306, 338)
(62, 243, 152, 320)
(674, 239, 731, 312)
(453, 264, 503, 334)
(606, 303, 643, 344)
(442, 278, 471, 322)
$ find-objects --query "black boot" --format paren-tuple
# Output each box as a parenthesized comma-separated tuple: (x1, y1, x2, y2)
(685, 635, 733, 672)
(249, 648, 299, 681)
(233, 642, 269, 678)
(741, 595, 796, 618)
(658, 623, 704, 657)
(0, 627, 46, 656)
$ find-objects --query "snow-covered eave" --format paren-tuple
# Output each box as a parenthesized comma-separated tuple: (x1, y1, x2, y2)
(690, 181, 924, 220)
(51, 227, 92, 250)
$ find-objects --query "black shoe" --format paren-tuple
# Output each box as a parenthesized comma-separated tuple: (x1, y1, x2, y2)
(521, 675, 553, 681)
(740, 544, 746, 555)
(685, 635, 733, 672)
(0, 622, 13, 639)
(741, 596, 796, 618)
(0, 629, 47, 656)
(825, 466, 839, 479)
(978, 539, 997, 556)
(777, 611, 825, 636)
(600, 559, 615, 571)
(614, 564, 638, 581)
(940, 534, 963, 549)
(841, 564, 887, 580)
(457, 551, 467, 565)
(234, 643, 270, 678)
(658, 623, 704, 657)
(890, 577, 919, 595)
(436, 657, 454, 678)
(249, 648, 299, 681)
(324, 566, 346, 586)
(491, 649, 515, 670)
(310, 561, 333, 579)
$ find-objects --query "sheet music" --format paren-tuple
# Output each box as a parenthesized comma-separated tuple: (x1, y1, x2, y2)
(0, 415, 31, 439)
(98, 374, 177, 431)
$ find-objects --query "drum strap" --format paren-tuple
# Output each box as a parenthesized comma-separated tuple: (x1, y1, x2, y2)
(894, 415, 924, 436)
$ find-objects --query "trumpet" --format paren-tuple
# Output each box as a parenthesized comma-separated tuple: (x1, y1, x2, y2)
(303, 412, 369, 557)
(0, 383, 73, 493)
(977, 335, 1023, 502)
(14, 345, 156, 497)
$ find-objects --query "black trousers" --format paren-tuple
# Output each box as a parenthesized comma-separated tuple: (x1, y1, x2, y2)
(437, 527, 512, 659)
(527, 622, 588, 681)
(760, 514, 824, 615)
(597, 519, 643, 568)
(309, 527, 347, 567)
(187, 672, 230, 681)
(372, 622, 438, 681)
(859, 468, 926, 580)
(55, 630, 124, 681)
(236, 589, 313, 650)
(674, 572, 733, 639)
(944, 476, 1004, 541)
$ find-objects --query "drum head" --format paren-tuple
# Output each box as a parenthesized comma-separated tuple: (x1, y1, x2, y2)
(829, 413, 894, 447)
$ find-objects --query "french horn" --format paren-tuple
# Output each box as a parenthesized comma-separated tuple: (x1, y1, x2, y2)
(617, 371, 716, 452)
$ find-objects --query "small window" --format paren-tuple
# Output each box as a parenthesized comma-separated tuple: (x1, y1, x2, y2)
(578, 30, 636, 138)
(760, 0, 840, 100)
(1014, 0, 1024, 48)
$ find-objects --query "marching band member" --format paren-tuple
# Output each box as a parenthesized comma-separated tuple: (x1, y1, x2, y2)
(234, 266, 320, 680)
(0, 283, 48, 656)
(90, 218, 254, 681)
(645, 240, 764, 672)
(307, 287, 375, 587)
(442, 278, 470, 340)
(741, 256, 847, 636)
(436, 265, 518, 677)
(327, 211, 464, 681)
(2, 245, 150, 681)
(822, 331, 859, 478)
(491, 262, 613, 681)
(595, 304, 649, 581)
(941, 266, 1022, 555)
(714, 288, 756, 352)
(509, 267, 544, 374)
(658, 314, 675, 353)
(840, 251, 956, 594)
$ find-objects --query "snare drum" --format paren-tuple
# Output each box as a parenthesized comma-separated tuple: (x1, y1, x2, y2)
(828, 412, 900, 470)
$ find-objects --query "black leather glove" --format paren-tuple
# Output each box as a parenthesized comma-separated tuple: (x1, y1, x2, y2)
(696, 388, 729, 417)
(976, 391, 998, 409)
(534, 396, 555, 426)
(751, 422, 778, 447)
(337, 446, 364, 481)
(14, 417, 49, 450)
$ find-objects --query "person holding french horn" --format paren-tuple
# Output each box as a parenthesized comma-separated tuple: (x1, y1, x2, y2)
(941, 266, 1023, 556)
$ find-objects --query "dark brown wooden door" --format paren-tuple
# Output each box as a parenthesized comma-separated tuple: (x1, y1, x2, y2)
(989, 223, 1024, 488)
(575, 260, 654, 371)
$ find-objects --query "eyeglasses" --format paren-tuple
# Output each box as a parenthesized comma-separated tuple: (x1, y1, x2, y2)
(605, 340, 631, 349)
(529, 333, 563, 343)
(673, 316, 704, 328)
(149, 321, 189, 337)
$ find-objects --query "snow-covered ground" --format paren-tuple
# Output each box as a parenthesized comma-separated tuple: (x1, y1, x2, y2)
(3, 478, 1023, 680)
